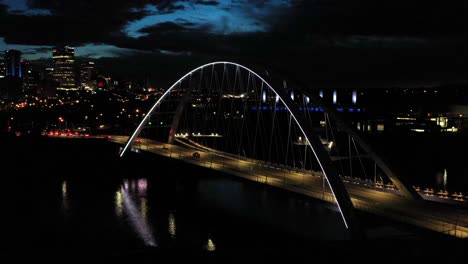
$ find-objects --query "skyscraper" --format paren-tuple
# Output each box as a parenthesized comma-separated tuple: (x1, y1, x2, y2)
(0, 58, 5, 78)
(23, 62, 43, 93)
(80, 61, 96, 90)
(52, 46, 76, 91)
(5, 50, 22, 78)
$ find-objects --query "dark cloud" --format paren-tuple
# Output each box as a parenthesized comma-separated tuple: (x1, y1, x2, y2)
(194, 0, 219, 6)
(0, 1, 152, 46)
(8, 9, 25, 14)
(22, 47, 52, 55)
(92, 51, 216, 88)
(272, 0, 468, 37)
(1, 0, 468, 86)
(1, 0, 465, 49)
(0, 1, 190, 46)
(27, 0, 183, 15)
(0, 3, 7, 14)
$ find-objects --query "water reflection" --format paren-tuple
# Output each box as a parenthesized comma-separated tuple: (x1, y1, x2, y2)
(61, 181, 68, 211)
(116, 179, 156, 247)
(206, 237, 216, 251)
(168, 212, 176, 239)
(196, 176, 348, 239)
(115, 190, 123, 217)
(138, 179, 147, 196)
(436, 168, 449, 191)
(140, 197, 148, 219)
(114, 174, 348, 250)
(443, 169, 448, 190)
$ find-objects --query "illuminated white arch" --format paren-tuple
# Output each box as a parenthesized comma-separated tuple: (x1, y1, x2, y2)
(120, 62, 361, 237)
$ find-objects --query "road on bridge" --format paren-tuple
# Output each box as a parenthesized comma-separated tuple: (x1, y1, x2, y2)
(109, 135, 468, 239)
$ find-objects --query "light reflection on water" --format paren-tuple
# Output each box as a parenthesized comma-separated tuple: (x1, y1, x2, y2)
(110, 174, 348, 249)
(206, 237, 216, 251)
(61, 181, 68, 211)
(115, 190, 123, 217)
(168, 212, 176, 238)
(138, 179, 147, 195)
(116, 179, 157, 247)
(140, 197, 148, 219)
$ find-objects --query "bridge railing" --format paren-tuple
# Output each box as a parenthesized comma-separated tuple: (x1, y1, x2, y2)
(127, 138, 468, 239)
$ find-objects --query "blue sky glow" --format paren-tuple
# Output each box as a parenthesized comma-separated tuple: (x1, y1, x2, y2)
(125, 1, 290, 38)
(1, 0, 51, 15)
(0, 0, 293, 59)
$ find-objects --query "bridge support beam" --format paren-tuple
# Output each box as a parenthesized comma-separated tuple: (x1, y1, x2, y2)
(276, 89, 364, 240)
(304, 92, 422, 200)
(168, 93, 191, 144)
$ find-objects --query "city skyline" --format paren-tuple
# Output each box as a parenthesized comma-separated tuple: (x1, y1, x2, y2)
(0, 1, 468, 255)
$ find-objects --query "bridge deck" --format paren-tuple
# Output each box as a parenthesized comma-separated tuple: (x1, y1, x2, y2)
(110, 136, 468, 239)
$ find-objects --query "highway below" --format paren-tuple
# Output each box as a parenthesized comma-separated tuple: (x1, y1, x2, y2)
(108, 135, 468, 239)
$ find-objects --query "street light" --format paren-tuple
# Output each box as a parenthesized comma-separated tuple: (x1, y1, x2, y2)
(58, 117, 68, 130)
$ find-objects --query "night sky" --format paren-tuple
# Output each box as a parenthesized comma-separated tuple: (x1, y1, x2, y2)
(1, 0, 468, 87)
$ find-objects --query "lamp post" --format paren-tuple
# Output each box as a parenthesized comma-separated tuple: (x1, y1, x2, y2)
(58, 117, 65, 131)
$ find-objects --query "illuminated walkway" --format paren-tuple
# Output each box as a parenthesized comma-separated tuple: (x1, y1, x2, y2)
(109, 135, 468, 239)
